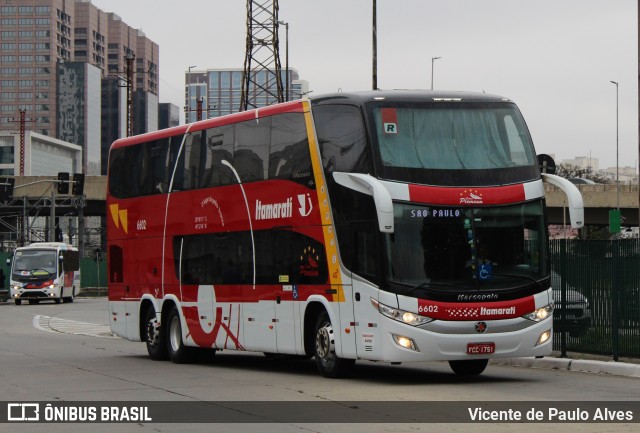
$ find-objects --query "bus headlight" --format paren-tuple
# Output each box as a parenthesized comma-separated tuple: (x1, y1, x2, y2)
(523, 304, 554, 322)
(371, 298, 433, 326)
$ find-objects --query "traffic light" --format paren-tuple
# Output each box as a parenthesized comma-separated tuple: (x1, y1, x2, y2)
(57, 172, 70, 194)
(72, 173, 85, 195)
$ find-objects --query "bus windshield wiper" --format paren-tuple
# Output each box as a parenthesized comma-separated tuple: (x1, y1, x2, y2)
(405, 281, 458, 296)
(487, 273, 546, 290)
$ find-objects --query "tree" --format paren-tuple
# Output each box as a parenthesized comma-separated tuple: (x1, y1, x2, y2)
(555, 163, 610, 184)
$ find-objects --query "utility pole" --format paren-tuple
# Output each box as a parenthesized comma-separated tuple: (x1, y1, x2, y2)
(8, 109, 35, 175)
(125, 53, 135, 137)
(196, 98, 203, 121)
(240, 0, 284, 111)
(372, 0, 377, 90)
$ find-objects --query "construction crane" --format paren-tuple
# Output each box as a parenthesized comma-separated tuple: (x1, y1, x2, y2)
(240, 0, 284, 111)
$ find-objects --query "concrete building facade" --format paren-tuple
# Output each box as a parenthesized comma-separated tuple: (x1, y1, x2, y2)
(0, 130, 81, 176)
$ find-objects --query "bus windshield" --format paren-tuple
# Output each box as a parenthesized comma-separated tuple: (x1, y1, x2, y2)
(369, 102, 538, 186)
(12, 250, 58, 279)
(385, 201, 548, 295)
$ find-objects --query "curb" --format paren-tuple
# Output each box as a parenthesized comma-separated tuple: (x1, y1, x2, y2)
(492, 357, 640, 378)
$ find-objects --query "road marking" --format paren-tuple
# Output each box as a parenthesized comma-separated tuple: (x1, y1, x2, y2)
(33, 315, 116, 338)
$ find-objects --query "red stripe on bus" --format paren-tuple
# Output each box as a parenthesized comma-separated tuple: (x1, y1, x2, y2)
(408, 184, 526, 206)
(417, 297, 536, 321)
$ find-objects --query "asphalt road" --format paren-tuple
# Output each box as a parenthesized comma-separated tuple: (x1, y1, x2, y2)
(0, 297, 638, 433)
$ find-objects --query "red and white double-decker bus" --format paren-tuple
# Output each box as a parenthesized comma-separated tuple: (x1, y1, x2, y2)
(107, 91, 583, 377)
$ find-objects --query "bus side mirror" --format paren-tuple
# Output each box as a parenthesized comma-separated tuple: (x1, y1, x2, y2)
(333, 172, 394, 233)
(542, 173, 584, 229)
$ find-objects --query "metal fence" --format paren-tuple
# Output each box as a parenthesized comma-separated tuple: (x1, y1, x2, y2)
(551, 238, 640, 359)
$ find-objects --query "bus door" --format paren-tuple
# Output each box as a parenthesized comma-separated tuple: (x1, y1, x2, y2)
(350, 224, 383, 360)
(108, 242, 127, 338)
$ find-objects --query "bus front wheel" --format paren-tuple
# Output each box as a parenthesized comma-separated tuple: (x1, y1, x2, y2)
(144, 307, 167, 360)
(166, 306, 196, 364)
(449, 359, 489, 376)
(313, 311, 354, 378)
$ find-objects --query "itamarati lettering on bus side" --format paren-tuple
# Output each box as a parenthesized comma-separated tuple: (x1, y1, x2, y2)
(255, 198, 293, 220)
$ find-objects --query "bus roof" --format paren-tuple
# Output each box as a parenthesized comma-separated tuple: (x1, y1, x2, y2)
(17, 242, 77, 251)
(109, 90, 514, 152)
(310, 90, 514, 106)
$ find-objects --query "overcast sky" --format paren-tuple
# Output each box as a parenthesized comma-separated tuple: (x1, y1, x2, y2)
(91, 0, 638, 171)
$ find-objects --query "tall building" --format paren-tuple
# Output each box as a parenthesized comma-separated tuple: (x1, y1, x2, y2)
(186, 68, 309, 122)
(0, 0, 73, 138)
(159, 103, 180, 130)
(57, 61, 101, 174)
(0, 0, 159, 175)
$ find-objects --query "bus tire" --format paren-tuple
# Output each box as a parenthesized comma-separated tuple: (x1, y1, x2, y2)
(448, 359, 489, 376)
(144, 307, 168, 360)
(313, 311, 354, 378)
(14, 299, 21, 305)
(166, 306, 196, 364)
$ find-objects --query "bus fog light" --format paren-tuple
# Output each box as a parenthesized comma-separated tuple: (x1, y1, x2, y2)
(392, 334, 418, 352)
(536, 330, 551, 346)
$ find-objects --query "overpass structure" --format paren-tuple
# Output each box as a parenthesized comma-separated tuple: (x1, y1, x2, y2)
(1, 177, 639, 244)
(545, 183, 639, 227)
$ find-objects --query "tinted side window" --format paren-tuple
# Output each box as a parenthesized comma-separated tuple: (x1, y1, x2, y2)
(313, 105, 372, 174)
(182, 131, 206, 190)
(235, 117, 271, 182)
(175, 229, 328, 286)
(201, 125, 235, 188)
(108, 134, 184, 198)
(109, 245, 123, 283)
(269, 113, 313, 187)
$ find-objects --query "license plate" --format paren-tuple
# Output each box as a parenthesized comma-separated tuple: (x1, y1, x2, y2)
(467, 342, 495, 355)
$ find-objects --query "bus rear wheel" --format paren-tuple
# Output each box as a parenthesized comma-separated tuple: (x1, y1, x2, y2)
(313, 311, 354, 378)
(166, 306, 196, 364)
(449, 359, 489, 376)
(144, 307, 167, 360)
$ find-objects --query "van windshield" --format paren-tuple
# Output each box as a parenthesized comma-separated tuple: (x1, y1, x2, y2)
(13, 250, 58, 279)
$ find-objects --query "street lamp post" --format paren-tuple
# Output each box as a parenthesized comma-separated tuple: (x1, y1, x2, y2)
(278, 20, 289, 101)
(186, 65, 197, 122)
(611, 81, 620, 209)
(610, 80, 620, 362)
(431, 57, 441, 90)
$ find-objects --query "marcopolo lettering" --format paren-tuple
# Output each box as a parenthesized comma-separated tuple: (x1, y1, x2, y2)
(255, 198, 293, 221)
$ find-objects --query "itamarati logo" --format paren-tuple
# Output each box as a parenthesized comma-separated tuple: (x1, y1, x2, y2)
(459, 189, 483, 204)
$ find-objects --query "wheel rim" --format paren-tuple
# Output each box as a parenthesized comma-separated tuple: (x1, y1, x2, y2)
(315, 321, 336, 368)
(146, 314, 161, 348)
(169, 316, 181, 352)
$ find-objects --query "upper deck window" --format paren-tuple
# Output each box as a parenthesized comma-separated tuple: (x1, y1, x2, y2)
(368, 102, 539, 186)
(373, 104, 535, 170)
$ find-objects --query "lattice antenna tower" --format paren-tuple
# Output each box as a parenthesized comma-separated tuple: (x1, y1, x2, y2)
(240, 0, 284, 111)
